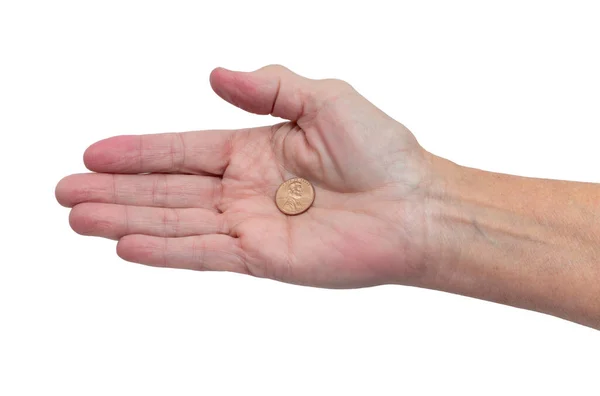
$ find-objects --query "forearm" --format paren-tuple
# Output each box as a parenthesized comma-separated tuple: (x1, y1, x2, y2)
(423, 155, 600, 328)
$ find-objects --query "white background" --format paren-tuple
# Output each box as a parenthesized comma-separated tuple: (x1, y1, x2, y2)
(1, 1, 599, 395)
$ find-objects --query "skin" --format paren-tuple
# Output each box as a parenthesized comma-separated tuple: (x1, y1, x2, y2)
(55, 65, 600, 329)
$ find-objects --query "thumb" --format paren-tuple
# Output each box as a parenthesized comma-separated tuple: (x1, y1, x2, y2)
(209, 64, 322, 121)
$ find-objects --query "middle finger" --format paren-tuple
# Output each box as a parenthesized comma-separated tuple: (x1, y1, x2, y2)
(56, 173, 221, 210)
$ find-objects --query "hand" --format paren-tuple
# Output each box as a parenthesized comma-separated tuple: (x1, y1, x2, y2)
(56, 65, 434, 288)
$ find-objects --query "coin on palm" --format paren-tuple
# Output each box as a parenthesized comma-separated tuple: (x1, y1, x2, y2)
(275, 177, 315, 215)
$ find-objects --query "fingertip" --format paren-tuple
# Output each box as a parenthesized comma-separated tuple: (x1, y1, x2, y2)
(68, 204, 88, 235)
(82, 138, 107, 171)
(209, 66, 240, 104)
(209, 66, 231, 85)
(55, 176, 71, 207)
(83, 135, 138, 172)
(116, 235, 132, 261)
(117, 234, 157, 265)
(56, 174, 90, 208)
(208, 67, 220, 88)
(209, 66, 276, 116)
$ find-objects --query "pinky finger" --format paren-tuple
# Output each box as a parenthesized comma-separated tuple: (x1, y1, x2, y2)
(117, 234, 249, 274)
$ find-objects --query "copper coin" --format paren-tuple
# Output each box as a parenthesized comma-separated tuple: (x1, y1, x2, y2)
(275, 177, 315, 215)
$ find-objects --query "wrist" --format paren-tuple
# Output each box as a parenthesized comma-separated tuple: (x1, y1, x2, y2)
(419, 154, 470, 289)
(382, 152, 469, 288)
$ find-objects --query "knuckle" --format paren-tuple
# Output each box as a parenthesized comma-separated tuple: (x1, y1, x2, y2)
(150, 174, 168, 207)
(172, 132, 186, 172)
(322, 78, 353, 92)
(162, 208, 180, 236)
(261, 64, 290, 74)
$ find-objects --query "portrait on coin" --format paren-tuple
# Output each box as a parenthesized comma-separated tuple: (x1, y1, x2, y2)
(282, 180, 303, 212)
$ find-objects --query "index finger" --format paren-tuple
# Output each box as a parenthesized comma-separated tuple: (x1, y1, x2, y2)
(83, 130, 236, 175)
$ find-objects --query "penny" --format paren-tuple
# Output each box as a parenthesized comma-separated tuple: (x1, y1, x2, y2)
(275, 177, 315, 215)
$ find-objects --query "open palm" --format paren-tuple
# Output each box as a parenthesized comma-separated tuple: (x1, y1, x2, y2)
(56, 65, 432, 288)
